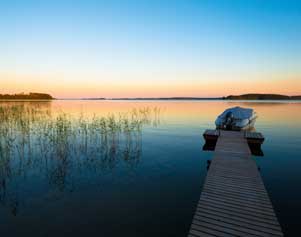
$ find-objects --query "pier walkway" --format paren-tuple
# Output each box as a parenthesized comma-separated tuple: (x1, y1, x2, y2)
(188, 130, 283, 237)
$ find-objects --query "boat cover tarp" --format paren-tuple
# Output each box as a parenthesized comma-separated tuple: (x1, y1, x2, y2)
(218, 106, 253, 120)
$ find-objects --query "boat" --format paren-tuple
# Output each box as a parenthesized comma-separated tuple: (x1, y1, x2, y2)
(215, 106, 257, 131)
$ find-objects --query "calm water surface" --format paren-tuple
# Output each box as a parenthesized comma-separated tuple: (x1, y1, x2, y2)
(0, 100, 300, 236)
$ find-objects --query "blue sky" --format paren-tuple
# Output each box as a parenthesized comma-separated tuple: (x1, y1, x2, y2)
(1, 0, 300, 97)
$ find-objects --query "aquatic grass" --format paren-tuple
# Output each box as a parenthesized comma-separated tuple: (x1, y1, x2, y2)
(0, 103, 161, 214)
(0, 103, 161, 164)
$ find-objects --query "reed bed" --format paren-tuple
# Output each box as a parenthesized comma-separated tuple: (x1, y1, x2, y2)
(0, 103, 161, 213)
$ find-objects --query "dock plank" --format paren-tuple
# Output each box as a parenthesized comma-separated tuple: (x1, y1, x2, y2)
(188, 130, 283, 236)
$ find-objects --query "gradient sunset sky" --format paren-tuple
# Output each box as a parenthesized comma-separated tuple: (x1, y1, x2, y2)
(1, 0, 300, 98)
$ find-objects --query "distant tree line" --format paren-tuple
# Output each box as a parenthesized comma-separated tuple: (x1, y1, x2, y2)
(226, 94, 301, 100)
(0, 93, 54, 100)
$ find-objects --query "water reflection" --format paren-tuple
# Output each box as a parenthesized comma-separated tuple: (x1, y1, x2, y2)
(249, 144, 264, 156)
(0, 103, 161, 215)
(1, 100, 300, 236)
(202, 140, 217, 151)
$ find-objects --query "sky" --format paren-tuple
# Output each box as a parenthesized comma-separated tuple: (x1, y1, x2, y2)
(0, 0, 300, 98)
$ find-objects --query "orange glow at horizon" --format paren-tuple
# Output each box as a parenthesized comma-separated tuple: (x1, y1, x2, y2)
(1, 72, 300, 98)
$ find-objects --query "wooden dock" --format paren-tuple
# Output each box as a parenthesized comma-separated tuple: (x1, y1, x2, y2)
(188, 130, 283, 237)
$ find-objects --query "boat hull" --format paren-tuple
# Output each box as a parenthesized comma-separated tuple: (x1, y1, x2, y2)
(215, 106, 257, 131)
(215, 117, 257, 131)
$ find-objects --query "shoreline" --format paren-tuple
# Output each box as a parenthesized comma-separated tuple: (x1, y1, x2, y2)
(1, 98, 301, 102)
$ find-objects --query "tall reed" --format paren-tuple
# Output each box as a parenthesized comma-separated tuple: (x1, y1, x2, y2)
(0, 103, 161, 215)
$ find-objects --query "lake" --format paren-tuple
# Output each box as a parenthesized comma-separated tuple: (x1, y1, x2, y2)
(0, 100, 300, 236)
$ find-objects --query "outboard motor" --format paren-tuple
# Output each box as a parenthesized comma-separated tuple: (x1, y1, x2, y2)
(225, 112, 233, 130)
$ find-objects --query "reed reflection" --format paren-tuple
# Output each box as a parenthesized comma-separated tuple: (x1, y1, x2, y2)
(0, 103, 161, 215)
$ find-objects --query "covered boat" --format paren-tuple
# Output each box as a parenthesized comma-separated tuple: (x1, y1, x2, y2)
(215, 106, 257, 131)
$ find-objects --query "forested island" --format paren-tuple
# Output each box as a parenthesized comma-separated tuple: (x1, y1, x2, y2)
(225, 94, 301, 100)
(0, 93, 54, 100)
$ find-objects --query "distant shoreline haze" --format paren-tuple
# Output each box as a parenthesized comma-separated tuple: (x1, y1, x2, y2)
(0, 93, 300, 100)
